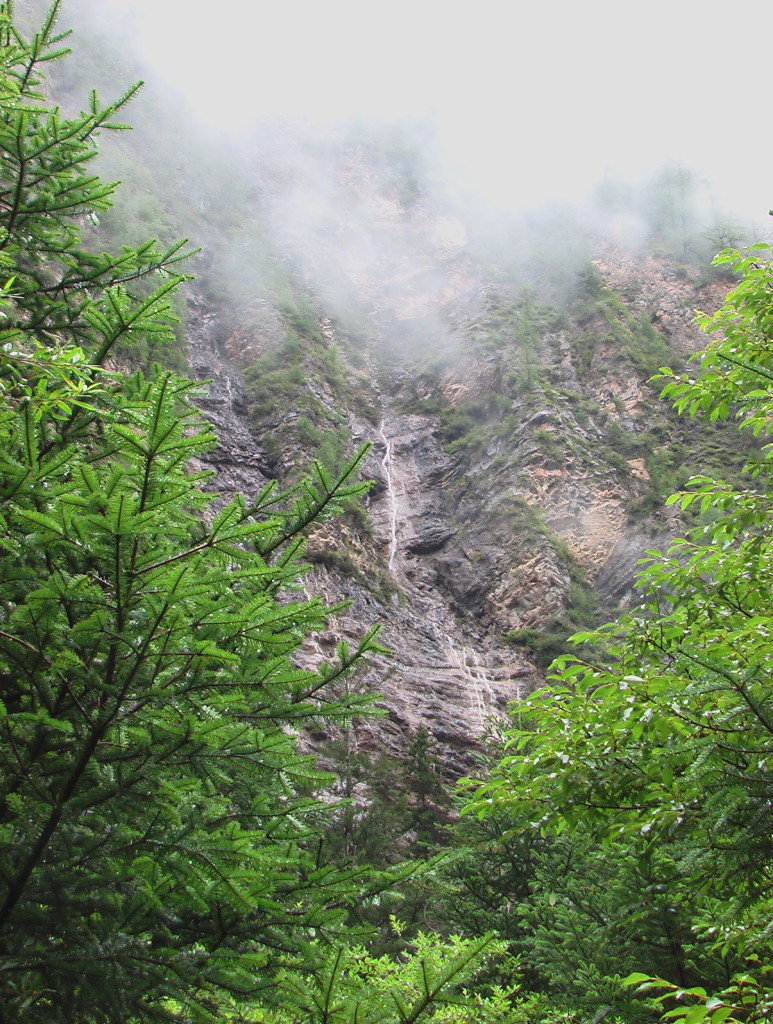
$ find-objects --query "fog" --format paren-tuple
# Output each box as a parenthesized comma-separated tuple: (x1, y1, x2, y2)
(61, 0, 773, 225)
(25, 0, 773, 350)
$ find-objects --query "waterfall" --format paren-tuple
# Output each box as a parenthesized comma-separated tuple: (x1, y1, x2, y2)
(379, 421, 399, 571)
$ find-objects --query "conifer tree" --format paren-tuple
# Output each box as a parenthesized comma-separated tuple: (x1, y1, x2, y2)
(0, 2, 390, 1018)
(0, 5, 512, 1022)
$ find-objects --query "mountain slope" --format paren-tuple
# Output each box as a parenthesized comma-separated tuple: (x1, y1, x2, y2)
(181, 150, 742, 772)
(39, 11, 751, 771)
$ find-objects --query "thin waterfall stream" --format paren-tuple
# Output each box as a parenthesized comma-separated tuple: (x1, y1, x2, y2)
(379, 421, 399, 571)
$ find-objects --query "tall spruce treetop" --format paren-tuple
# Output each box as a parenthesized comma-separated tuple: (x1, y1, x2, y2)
(0, 0, 192, 361)
(0, 3, 392, 1020)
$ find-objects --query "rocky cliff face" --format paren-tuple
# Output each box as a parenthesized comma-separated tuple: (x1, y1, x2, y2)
(186, 301, 530, 774)
(183, 144, 737, 775)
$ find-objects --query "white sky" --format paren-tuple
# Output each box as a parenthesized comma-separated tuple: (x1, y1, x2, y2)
(68, 0, 773, 221)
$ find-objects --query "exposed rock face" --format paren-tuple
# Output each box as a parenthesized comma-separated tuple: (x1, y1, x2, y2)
(187, 294, 276, 491)
(186, 214, 732, 773)
(593, 245, 728, 347)
(186, 312, 536, 773)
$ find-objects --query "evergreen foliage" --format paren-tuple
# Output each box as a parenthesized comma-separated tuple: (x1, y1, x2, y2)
(272, 926, 510, 1024)
(0, 5, 506, 1022)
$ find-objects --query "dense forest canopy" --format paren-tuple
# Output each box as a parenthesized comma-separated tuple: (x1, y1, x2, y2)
(1, 3, 773, 1024)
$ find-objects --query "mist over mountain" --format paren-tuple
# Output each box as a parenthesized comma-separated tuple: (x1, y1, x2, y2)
(51, 0, 773, 219)
(40, 0, 773, 246)
(20, 0, 768, 770)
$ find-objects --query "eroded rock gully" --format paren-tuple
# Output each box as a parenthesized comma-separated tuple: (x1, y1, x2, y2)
(285, 405, 535, 775)
(188, 305, 533, 772)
